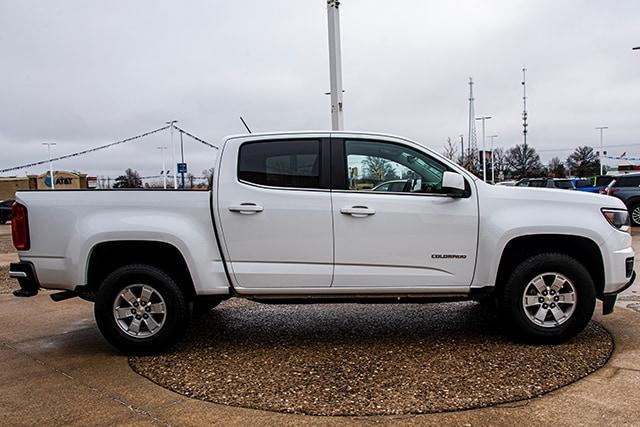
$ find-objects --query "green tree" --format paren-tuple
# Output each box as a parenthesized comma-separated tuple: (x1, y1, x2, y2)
(566, 146, 600, 177)
(361, 157, 399, 181)
(112, 168, 142, 188)
(506, 144, 543, 178)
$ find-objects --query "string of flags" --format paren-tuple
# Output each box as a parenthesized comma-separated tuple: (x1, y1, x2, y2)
(0, 124, 218, 173)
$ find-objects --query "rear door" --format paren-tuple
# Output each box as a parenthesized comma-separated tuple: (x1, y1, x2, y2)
(216, 135, 334, 289)
(330, 137, 478, 290)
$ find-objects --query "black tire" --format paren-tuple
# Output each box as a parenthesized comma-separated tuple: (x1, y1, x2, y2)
(94, 264, 190, 353)
(501, 253, 595, 343)
(630, 203, 640, 226)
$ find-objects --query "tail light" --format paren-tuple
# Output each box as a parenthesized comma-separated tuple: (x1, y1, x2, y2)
(11, 202, 30, 251)
(607, 187, 619, 196)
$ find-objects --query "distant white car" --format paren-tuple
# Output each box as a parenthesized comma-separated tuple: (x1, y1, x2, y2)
(496, 180, 517, 186)
(9, 131, 635, 352)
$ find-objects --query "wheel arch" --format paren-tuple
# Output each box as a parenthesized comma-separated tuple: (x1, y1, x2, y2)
(83, 240, 196, 300)
(495, 234, 605, 298)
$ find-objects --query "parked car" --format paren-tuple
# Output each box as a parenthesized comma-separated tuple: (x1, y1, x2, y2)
(515, 178, 575, 190)
(573, 178, 595, 192)
(605, 173, 640, 226)
(0, 199, 14, 224)
(9, 131, 634, 352)
(572, 176, 614, 193)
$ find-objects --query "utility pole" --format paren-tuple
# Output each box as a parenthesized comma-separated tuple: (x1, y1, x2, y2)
(157, 146, 168, 189)
(596, 126, 608, 175)
(166, 120, 178, 189)
(179, 131, 185, 189)
(41, 142, 57, 189)
(327, 0, 344, 130)
(475, 116, 492, 182)
(459, 134, 464, 165)
(522, 68, 528, 151)
(488, 135, 498, 182)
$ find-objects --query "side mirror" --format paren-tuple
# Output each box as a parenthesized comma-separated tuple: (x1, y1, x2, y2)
(442, 171, 466, 197)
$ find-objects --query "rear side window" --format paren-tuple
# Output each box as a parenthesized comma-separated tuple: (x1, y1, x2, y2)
(528, 180, 547, 188)
(238, 139, 322, 189)
(554, 180, 574, 189)
(615, 176, 640, 187)
(574, 179, 592, 188)
(595, 176, 613, 187)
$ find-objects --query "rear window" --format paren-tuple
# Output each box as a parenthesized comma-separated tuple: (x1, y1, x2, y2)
(238, 139, 322, 189)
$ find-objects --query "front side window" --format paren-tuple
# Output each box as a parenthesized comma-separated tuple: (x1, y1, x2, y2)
(555, 180, 574, 189)
(238, 139, 321, 189)
(345, 140, 448, 194)
(528, 180, 547, 188)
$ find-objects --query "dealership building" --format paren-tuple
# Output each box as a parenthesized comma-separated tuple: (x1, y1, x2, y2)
(0, 171, 96, 200)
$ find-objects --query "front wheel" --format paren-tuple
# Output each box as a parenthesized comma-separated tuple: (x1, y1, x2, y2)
(630, 203, 640, 226)
(501, 253, 596, 343)
(94, 264, 189, 353)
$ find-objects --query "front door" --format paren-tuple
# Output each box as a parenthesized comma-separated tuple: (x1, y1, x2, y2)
(331, 137, 478, 290)
(217, 136, 333, 289)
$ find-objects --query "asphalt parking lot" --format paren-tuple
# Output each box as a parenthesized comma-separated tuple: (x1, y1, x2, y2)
(1, 223, 640, 426)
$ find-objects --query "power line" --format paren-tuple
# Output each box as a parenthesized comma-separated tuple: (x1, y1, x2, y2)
(173, 125, 219, 149)
(0, 125, 171, 173)
(0, 124, 219, 174)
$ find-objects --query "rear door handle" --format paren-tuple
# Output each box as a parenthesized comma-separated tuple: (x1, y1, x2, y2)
(229, 203, 264, 214)
(340, 206, 375, 217)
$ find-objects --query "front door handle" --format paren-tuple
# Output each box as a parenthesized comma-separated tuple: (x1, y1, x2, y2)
(229, 203, 264, 214)
(340, 206, 375, 217)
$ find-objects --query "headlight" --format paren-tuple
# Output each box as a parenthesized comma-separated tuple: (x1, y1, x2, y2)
(602, 208, 630, 232)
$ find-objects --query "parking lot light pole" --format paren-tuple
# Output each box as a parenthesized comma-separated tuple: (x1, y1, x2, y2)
(488, 135, 498, 182)
(157, 146, 168, 189)
(596, 126, 608, 175)
(475, 116, 492, 182)
(42, 142, 57, 189)
(166, 120, 178, 189)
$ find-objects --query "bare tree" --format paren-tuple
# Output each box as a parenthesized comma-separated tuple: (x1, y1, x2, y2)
(113, 168, 142, 188)
(548, 157, 567, 178)
(506, 144, 543, 178)
(202, 168, 215, 189)
(492, 147, 509, 177)
(442, 137, 458, 162)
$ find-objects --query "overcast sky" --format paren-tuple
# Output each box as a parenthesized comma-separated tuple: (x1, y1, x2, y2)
(1, 0, 639, 181)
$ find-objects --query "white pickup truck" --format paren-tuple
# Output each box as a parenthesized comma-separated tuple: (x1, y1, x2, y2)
(9, 131, 635, 352)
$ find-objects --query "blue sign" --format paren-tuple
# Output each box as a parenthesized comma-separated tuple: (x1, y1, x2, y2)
(177, 163, 187, 174)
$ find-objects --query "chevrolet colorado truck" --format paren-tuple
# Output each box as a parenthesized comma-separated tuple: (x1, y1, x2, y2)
(9, 131, 636, 352)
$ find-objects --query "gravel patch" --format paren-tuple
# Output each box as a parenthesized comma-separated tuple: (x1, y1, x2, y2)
(130, 299, 613, 416)
(0, 266, 19, 294)
(0, 234, 14, 255)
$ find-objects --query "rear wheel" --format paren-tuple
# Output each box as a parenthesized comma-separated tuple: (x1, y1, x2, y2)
(501, 253, 595, 342)
(94, 264, 189, 353)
